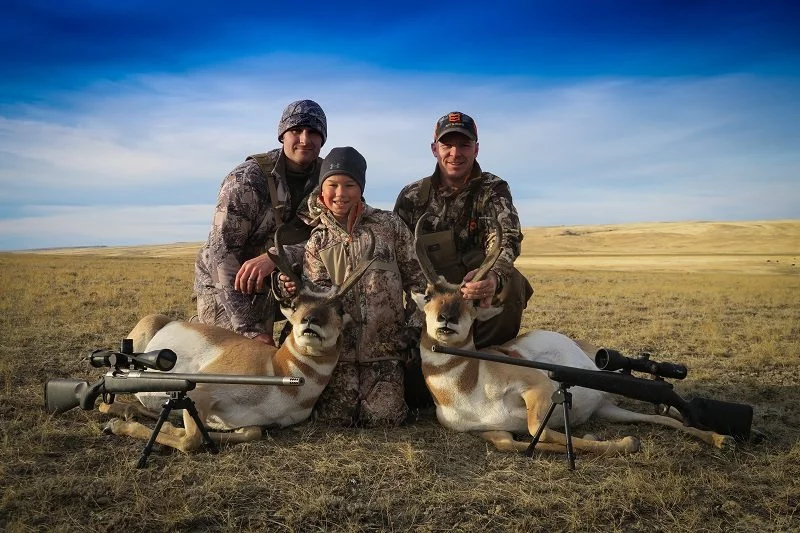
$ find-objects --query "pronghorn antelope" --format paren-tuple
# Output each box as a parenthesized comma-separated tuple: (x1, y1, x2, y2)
(100, 229, 375, 454)
(411, 215, 734, 455)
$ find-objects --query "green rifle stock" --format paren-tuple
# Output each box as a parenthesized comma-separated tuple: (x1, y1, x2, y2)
(44, 371, 304, 415)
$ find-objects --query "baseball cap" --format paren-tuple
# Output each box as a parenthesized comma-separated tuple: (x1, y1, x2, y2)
(433, 111, 478, 142)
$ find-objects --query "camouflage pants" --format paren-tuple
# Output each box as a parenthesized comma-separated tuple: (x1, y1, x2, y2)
(195, 290, 235, 330)
(195, 289, 278, 334)
(314, 360, 408, 427)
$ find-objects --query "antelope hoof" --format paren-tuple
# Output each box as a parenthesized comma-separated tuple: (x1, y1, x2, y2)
(714, 434, 736, 450)
(622, 435, 640, 453)
(103, 418, 123, 435)
(582, 433, 600, 441)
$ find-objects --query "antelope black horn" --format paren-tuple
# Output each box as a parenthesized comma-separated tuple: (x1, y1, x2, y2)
(266, 223, 305, 290)
(470, 215, 503, 283)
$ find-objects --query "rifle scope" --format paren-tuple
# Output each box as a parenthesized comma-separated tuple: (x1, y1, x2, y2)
(595, 348, 687, 380)
(88, 348, 177, 371)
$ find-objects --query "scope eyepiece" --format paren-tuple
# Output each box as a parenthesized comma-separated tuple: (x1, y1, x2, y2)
(595, 348, 687, 380)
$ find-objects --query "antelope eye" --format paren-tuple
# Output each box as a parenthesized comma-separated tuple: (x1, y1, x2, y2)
(424, 293, 432, 303)
(336, 303, 345, 316)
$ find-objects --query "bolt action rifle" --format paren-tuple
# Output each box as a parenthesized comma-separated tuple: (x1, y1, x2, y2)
(432, 344, 753, 468)
(44, 339, 304, 467)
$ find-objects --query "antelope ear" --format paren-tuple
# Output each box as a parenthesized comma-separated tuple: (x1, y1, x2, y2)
(475, 305, 503, 322)
(279, 302, 293, 320)
(410, 291, 427, 311)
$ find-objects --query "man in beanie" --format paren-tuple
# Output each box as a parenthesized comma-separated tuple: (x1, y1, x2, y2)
(281, 146, 425, 426)
(194, 99, 327, 345)
(394, 111, 534, 408)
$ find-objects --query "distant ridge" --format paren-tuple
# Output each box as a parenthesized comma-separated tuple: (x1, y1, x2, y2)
(7, 220, 799, 260)
(522, 219, 799, 256)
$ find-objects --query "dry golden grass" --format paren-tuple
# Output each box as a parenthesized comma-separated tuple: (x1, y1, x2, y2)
(520, 219, 800, 275)
(1, 220, 799, 532)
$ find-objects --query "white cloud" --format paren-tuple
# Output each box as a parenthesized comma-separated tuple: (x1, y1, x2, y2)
(0, 56, 798, 249)
(0, 204, 212, 249)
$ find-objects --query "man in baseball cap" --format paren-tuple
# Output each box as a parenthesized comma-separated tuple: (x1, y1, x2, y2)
(394, 110, 534, 409)
(194, 99, 328, 346)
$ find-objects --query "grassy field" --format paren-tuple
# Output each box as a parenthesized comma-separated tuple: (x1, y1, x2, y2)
(1, 220, 798, 532)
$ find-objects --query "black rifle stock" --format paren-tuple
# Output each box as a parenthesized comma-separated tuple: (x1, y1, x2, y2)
(430, 344, 752, 441)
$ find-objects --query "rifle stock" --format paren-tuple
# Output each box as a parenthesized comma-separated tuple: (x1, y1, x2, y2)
(430, 344, 752, 441)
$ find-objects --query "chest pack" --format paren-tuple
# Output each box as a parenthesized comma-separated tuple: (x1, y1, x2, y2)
(415, 176, 488, 283)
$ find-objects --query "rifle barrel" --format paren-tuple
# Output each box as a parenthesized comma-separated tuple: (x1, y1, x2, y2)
(432, 344, 574, 374)
(121, 371, 304, 386)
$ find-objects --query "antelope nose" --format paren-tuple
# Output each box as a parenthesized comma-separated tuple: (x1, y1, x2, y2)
(438, 312, 457, 324)
(302, 315, 318, 326)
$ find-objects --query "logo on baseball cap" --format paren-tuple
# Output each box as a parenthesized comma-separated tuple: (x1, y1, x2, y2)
(434, 111, 478, 142)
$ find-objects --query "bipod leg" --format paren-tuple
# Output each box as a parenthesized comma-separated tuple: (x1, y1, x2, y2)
(560, 386, 576, 470)
(525, 383, 577, 470)
(182, 395, 219, 455)
(525, 398, 559, 457)
(136, 399, 174, 469)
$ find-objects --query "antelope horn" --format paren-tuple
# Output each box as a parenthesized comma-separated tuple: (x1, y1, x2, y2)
(469, 215, 503, 283)
(414, 214, 441, 285)
(327, 228, 377, 302)
(266, 223, 306, 290)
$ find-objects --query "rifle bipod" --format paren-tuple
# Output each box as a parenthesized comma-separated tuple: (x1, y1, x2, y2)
(136, 391, 219, 468)
(524, 382, 578, 470)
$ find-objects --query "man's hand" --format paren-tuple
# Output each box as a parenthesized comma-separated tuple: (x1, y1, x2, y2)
(461, 269, 498, 308)
(235, 253, 277, 295)
(279, 273, 298, 297)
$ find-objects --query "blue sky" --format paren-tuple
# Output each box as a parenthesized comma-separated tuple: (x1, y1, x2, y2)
(1, 1, 798, 250)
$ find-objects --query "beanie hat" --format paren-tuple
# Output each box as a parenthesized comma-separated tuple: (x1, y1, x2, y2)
(278, 99, 328, 145)
(319, 146, 367, 193)
(434, 111, 478, 142)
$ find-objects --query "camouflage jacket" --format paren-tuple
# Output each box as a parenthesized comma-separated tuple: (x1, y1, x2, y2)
(393, 161, 522, 283)
(194, 149, 321, 335)
(303, 194, 426, 363)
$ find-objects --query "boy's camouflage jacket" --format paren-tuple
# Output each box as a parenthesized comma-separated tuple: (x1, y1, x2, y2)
(303, 194, 425, 363)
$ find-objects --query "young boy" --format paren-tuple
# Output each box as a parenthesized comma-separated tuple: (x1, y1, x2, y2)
(294, 146, 424, 426)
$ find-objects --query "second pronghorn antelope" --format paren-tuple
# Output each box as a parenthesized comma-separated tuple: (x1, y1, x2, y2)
(100, 228, 375, 453)
(411, 215, 734, 455)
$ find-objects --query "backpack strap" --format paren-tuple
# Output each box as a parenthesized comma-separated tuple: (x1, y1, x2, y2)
(246, 153, 286, 222)
(417, 176, 433, 215)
